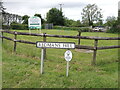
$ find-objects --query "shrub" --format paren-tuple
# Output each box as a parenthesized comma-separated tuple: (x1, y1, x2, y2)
(107, 20, 120, 33)
(41, 24, 45, 29)
(10, 22, 45, 30)
(53, 26, 92, 32)
(2, 25, 11, 29)
(10, 23, 28, 30)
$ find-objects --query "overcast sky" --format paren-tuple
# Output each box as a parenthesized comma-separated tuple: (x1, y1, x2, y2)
(3, 0, 120, 22)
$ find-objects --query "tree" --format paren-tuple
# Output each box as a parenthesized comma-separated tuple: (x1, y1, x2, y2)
(64, 17, 82, 27)
(81, 4, 103, 26)
(0, 1, 6, 12)
(76, 20, 81, 27)
(0, 1, 6, 25)
(118, 12, 120, 22)
(22, 15, 29, 24)
(107, 10, 120, 33)
(46, 8, 65, 26)
(34, 14, 44, 24)
(107, 20, 120, 33)
(117, 9, 120, 23)
(93, 20, 103, 26)
(64, 18, 74, 27)
(105, 16, 116, 26)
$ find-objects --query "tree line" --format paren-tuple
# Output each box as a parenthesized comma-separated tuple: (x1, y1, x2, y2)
(2, 11, 22, 25)
(0, 2, 22, 25)
(1, 1, 119, 32)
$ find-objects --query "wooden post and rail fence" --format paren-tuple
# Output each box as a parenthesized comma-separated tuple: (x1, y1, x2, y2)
(0, 30, 120, 65)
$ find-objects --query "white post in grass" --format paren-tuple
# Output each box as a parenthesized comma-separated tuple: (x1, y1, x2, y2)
(39, 28, 41, 34)
(66, 61, 69, 77)
(29, 28, 31, 34)
(41, 48, 44, 74)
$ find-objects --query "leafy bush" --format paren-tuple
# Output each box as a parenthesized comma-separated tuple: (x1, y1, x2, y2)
(107, 20, 120, 33)
(10, 23, 28, 30)
(53, 26, 92, 32)
(41, 24, 45, 29)
(2, 25, 11, 29)
(10, 22, 45, 30)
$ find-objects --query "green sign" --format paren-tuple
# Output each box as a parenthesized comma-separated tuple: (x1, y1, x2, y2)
(28, 16, 41, 29)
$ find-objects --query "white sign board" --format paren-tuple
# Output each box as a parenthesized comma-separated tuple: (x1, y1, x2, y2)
(36, 42, 75, 49)
(28, 16, 41, 29)
(64, 50, 72, 61)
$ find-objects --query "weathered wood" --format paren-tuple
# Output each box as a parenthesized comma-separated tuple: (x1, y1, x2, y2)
(2, 36, 14, 41)
(78, 31, 81, 45)
(16, 40, 36, 44)
(97, 45, 120, 50)
(1, 30, 43, 36)
(1, 30, 13, 34)
(1, 35, 36, 44)
(1, 30, 120, 50)
(13, 32, 17, 52)
(43, 33, 46, 59)
(92, 39, 98, 65)
(1, 30, 120, 67)
(1, 30, 120, 40)
(75, 45, 94, 50)
(1, 32, 3, 43)
(17, 32, 43, 36)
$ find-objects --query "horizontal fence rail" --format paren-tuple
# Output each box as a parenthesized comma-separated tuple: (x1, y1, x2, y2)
(1, 36, 36, 44)
(1, 30, 120, 40)
(97, 45, 120, 50)
(0, 30, 120, 65)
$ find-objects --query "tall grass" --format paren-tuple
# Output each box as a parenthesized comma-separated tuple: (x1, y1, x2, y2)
(2, 29, 118, 88)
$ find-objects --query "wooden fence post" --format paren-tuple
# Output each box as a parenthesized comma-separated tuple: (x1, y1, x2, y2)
(92, 39, 98, 65)
(13, 31, 17, 52)
(43, 33, 46, 59)
(1, 32, 3, 43)
(78, 31, 81, 45)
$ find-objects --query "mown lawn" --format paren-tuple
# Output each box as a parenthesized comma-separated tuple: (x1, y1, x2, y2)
(2, 29, 119, 88)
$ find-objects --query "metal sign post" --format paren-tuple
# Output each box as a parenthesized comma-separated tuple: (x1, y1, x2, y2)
(66, 61, 69, 77)
(29, 28, 31, 34)
(64, 50, 72, 77)
(40, 48, 44, 74)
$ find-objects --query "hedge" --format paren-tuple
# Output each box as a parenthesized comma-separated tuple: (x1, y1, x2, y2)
(106, 20, 120, 33)
(53, 26, 92, 32)
(10, 24, 28, 30)
(2, 25, 11, 29)
(10, 24, 45, 30)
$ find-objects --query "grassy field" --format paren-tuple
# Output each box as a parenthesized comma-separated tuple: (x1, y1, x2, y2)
(2, 29, 119, 88)
(0, 36, 2, 89)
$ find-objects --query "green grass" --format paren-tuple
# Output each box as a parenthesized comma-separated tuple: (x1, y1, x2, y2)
(2, 29, 118, 88)
(0, 37, 2, 89)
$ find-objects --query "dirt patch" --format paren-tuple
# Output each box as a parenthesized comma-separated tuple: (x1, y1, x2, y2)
(75, 49, 93, 53)
(31, 69, 39, 75)
(0, 62, 4, 66)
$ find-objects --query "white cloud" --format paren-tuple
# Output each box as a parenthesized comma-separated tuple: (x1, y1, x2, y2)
(3, 0, 120, 21)
(118, 1, 120, 10)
